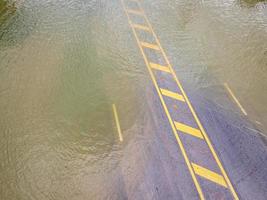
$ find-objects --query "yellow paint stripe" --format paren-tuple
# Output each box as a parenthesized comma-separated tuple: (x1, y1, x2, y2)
(160, 88, 185, 102)
(224, 83, 247, 116)
(112, 104, 123, 142)
(132, 23, 150, 32)
(140, 42, 160, 50)
(149, 62, 171, 73)
(192, 163, 227, 187)
(126, 9, 143, 16)
(174, 121, 203, 139)
(134, 1, 239, 199)
(120, 1, 204, 199)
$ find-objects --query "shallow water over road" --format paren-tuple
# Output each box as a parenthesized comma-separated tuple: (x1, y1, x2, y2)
(0, 0, 266, 199)
(140, 0, 267, 133)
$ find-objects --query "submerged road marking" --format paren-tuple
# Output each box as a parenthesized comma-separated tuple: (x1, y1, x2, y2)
(224, 83, 247, 116)
(126, 9, 143, 16)
(120, 0, 239, 199)
(160, 88, 185, 102)
(174, 121, 204, 139)
(136, 2, 239, 198)
(192, 163, 228, 188)
(132, 23, 150, 32)
(121, 1, 204, 198)
(112, 104, 123, 142)
(140, 42, 160, 50)
(149, 62, 171, 73)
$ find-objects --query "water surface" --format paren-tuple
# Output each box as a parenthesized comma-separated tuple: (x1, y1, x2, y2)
(0, 0, 266, 199)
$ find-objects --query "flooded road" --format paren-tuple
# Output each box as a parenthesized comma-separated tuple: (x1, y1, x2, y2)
(140, 0, 267, 133)
(0, 0, 267, 199)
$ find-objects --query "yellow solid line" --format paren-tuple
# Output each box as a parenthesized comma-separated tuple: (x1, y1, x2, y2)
(132, 23, 150, 32)
(224, 83, 247, 116)
(135, 1, 239, 199)
(112, 104, 123, 142)
(149, 62, 171, 73)
(120, 1, 204, 199)
(160, 88, 185, 102)
(126, 9, 143, 16)
(192, 163, 228, 188)
(140, 42, 160, 50)
(174, 121, 204, 139)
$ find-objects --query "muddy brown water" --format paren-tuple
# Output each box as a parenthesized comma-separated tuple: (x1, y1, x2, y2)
(0, 0, 266, 199)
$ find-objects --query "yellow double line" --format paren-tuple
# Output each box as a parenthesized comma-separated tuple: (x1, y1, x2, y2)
(120, 0, 239, 199)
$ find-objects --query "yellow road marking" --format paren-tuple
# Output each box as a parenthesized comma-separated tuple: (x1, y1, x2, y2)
(112, 104, 123, 142)
(134, 1, 239, 199)
(149, 62, 171, 73)
(121, 0, 239, 199)
(192, 163, 228, 188)
(224, 83, 247, 116)
(120, 1, 204, 199)
(126, 9, 143, 16)
(140, 42, 160, 50)
(132, 23, 150, 32)
(160, 88, 185, 102)
(174, 121, 204, 139)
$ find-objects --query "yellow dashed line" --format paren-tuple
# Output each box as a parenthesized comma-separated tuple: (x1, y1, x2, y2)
(126, 9, 143, 16)
(134, 1, 239, 198)
(132, 23, 150, 32)
(149, 62, 171, 73)
(121, 1, 204, 198)
(192, 163, 228, 188)
(120, 0, 239, 199)
(140, 42, 160, 50)
(160, 88, 185, 102)
(174, 121, 204, 139)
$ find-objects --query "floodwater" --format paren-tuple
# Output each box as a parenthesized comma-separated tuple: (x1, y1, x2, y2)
(0, 0, 266, 199)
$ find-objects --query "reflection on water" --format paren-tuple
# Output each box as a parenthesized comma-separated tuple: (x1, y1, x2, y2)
(240, 0, 266, 7)
(0, 0, 33, 47)
(0, 0, 266, 199)
(0, 0, 16, 24)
